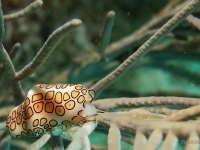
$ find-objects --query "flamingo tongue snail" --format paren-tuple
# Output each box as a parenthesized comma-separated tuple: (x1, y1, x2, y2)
(6, 84, 97, 138)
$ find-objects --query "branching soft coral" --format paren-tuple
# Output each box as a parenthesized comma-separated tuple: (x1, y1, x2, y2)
(1, 0, 200, 150)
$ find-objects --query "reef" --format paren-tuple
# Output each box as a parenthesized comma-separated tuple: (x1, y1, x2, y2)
(1, 0, 200, 150)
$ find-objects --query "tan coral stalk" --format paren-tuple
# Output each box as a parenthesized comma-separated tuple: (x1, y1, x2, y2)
(108, 123, 121, 150)
(4, 0, 43, 22)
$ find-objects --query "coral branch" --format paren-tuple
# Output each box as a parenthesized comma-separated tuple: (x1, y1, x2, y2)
(93, 97, 200, 111)
(9, 43, 21, 60)
(98, 11, 115, 54)
(142, 107, 177, 115)
(133, 129, 147, 150)
(0, 2, 4, 41)
(143, 129, 163, 150)
(0, 3, 24, 104)
(15, 19, 82, 80)
(104, 0, 188, 55)
(91, 0, 200, 95)
(27, 133, 51, 150)
(0, 45, 25, 104)
(0, 132, 11, 150)
(66, 122, 96, 150)
(164, 105, 200, 121)
(185, 131, 199, 150)
(108, 123, 121, 150)
(50, 136, 64, 150)
(0, 106, 13, 117)
(185, 14, 200, 30)
(82, 136, 91, 150)
(0, 121, 6, 130)
(157, 0, 181, 16)
(3, 0, 43, 22)
(97, 113, 200, 138)
(162, 131, 178, 150)
(66, 128, 87, 150)
(91, 144, 107, 150)
(105, 29, 157, 55)
(105, 28, 176, 56)
(12, 140, 30, 149)
(11, 80, 25, 105)
(113, 109, 166, 119)
(0, 43, 21, 78)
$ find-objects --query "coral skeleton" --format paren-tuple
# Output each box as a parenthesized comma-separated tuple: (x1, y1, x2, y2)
(1, 0, 200, 150)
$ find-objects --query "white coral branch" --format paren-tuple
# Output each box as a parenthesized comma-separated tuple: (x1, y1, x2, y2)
(27, 133, 51, 150)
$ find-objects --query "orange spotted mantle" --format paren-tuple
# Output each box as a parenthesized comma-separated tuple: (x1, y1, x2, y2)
(6, 84, 95, 138)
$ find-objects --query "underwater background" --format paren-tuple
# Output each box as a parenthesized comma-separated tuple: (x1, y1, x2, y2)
(1, 0, 200, 149)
